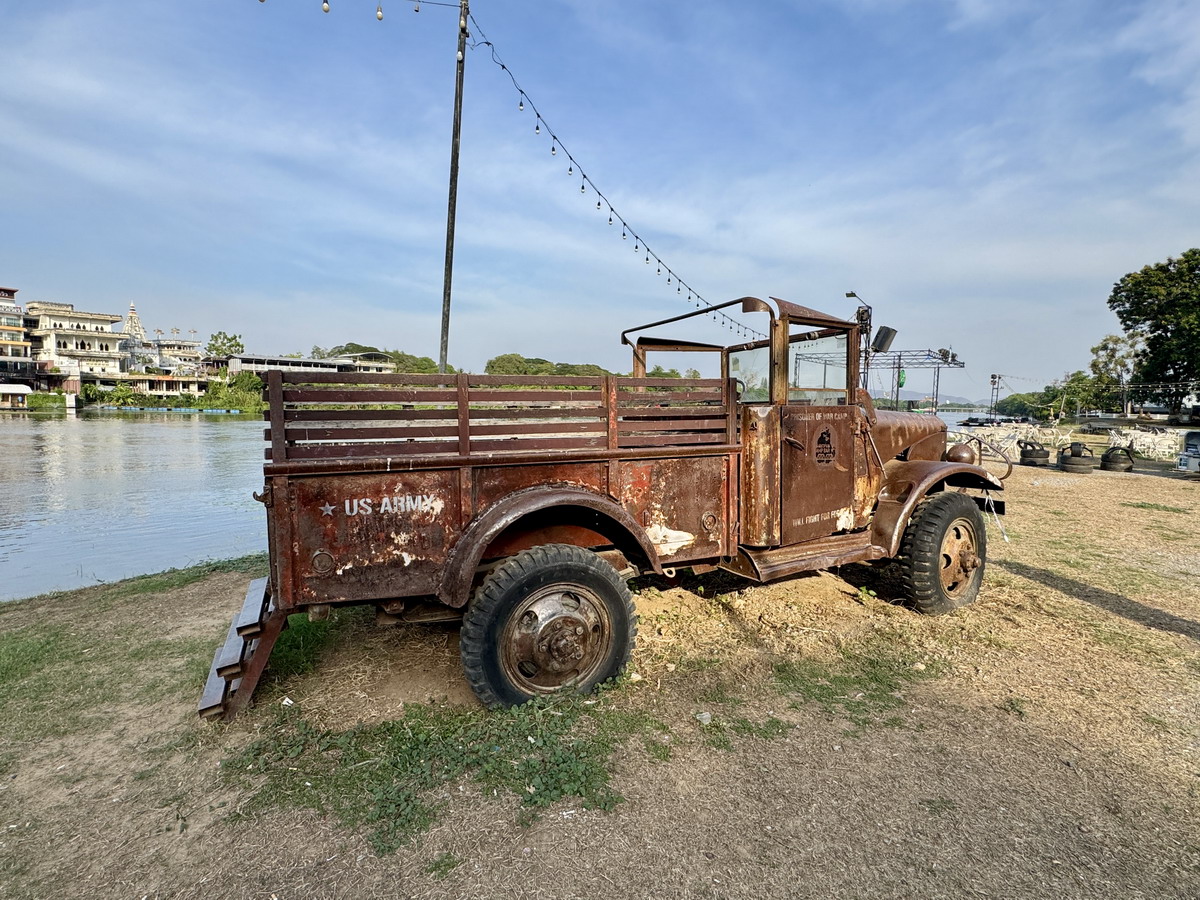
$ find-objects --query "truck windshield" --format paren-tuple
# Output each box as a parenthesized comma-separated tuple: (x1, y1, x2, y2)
(729, 345, 770, 402)
(788, 331, 848, 405)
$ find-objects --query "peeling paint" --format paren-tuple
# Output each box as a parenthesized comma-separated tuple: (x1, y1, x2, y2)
(645, 523, 697, 555)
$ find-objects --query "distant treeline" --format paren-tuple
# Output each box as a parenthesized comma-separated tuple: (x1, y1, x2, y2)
(307, 343, 697, 379)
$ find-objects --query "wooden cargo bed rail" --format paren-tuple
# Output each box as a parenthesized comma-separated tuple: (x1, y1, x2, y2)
(264, 370, 736, 462)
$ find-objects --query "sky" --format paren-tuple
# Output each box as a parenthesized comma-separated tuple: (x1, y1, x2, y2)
(2, 0, 1197, 402)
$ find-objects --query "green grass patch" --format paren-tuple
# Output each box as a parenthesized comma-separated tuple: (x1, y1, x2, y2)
(1120, 502, 1192, 514)
(426, 851, 462, 879)
(223, 689, 670, 854)
(95, 554, 268, 604)
(773, 647, 936, 730)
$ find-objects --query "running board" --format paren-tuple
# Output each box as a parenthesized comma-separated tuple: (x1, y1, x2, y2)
(198, 577, 287, 721)
(723, 532, 886, 582)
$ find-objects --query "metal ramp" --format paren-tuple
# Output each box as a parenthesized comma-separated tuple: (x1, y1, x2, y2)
(197, 577, 288, 721)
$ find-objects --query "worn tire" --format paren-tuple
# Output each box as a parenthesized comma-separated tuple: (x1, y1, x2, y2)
(460, 544, 637, 708)
(897, 492, 987, 616)
(1059, 459, 1094, 473)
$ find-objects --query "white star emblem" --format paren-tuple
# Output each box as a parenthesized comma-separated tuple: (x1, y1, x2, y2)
(319, 502, 335, 516)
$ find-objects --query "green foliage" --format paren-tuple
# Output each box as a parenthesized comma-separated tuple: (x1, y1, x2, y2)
(994, 392, 1042, 418)
(485, 353, 611, 378)
(199, 370, 264, 412)
(1107, 249, 1200, 412)
(646, 364, 682, 379)
(26, 392, 66, 410)
(205, 330, 245, 358)
(224, 690, 668, 854)
(80, 383, 102, 403)
(391, 350, 443, 374)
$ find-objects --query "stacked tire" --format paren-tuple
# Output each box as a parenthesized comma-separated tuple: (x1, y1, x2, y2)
(1100, 446, 1135, 472)
(1018, 439, 1051, 467)
(1058, 443, 1095, 474)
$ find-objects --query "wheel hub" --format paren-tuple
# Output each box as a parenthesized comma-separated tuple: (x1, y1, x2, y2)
(940, 519, 980, 596)
(501, 585, 612, 693)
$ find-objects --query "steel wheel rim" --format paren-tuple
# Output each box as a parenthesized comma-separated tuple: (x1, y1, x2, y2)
(939, 517, 981, 598)
(499, 582, 614, 695)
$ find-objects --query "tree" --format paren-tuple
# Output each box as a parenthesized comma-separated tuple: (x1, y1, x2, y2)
(205, 331, 245, 359)
(1107, 249, 1200, 413)
(391, 351, 441, 374)
(994, 392, 1042, 418)
(1089, 334, 1143, 416)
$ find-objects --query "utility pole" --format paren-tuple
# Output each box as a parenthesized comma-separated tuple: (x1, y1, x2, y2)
(438, 0, 470, 374)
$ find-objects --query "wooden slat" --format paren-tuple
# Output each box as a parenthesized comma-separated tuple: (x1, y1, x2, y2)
(619, 394, 724, 403)
(281, 371, 457, 386)
(614, 405, 724, 420)
(284, 424, 460, 442)
(284, 408, 460, 422)
(214, 619, 247, 679)
(465, 389, 604, 403)
(267, 371, 287, 463)
(468, 406, 607, 419)
(617, 418, 730, 433)
(616, 377, 724, 388)
(468, 436, 608, 453)
(468, 374, 604, 387)
(270, 440, 462, 460)
(282, 388, 457, 404)
(198, 663, 230, 719)
(235, 577, 270, 637)
(470, 420, 605, 436)
(618, 433, 727, 448)
(456, 374, 470, 456)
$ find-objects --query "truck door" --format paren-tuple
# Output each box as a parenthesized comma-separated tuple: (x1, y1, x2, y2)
(778, 328, 863, 545)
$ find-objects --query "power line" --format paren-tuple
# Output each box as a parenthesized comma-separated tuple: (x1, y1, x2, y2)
(467, 14, 766, 341)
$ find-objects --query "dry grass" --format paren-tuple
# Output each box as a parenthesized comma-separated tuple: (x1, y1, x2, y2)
(2, 465, 1199, 898)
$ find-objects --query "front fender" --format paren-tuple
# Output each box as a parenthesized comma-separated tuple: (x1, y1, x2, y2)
(871, 459, 1003, 557)
(438, 484, 662, 607)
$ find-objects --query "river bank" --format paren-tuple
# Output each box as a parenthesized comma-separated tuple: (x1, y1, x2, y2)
(2, 460, 1198, 898)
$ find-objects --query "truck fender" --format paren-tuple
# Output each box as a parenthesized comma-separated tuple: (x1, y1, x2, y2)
(871, 459, 1003, 557)
(438, 485, 663, 607)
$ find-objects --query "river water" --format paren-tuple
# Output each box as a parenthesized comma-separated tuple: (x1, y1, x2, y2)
(0, 411, 266, 602)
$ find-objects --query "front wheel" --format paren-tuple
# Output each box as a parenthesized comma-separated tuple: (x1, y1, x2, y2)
(897, 492, 987, 615)
(459, 544, 637, 708)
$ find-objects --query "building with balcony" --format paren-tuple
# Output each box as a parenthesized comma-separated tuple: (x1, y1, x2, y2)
(24, 300, 125, 391)
(0, 288, 33, 381)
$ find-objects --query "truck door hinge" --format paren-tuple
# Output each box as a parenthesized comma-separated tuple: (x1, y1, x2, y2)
(253, 484, 273, 507)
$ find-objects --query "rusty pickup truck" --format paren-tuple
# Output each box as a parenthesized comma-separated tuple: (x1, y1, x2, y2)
(199, 296, 1005, 720)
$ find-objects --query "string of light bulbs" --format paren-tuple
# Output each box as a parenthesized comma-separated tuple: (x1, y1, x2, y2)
(466, 15, 765, 341)
(259, 0, 464, 21)
(257, 0, 765, 340)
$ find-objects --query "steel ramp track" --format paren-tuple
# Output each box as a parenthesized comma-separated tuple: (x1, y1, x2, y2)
(197, 577, 286, 721)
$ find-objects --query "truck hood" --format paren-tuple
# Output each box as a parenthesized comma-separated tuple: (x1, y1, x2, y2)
(871, 410, 947, 462)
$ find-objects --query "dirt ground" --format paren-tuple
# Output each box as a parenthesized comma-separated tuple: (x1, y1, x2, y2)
(2, 457, 1199, 899)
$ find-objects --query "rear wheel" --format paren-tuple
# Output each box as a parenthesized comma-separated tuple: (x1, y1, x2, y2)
(898, 492, 987, 615)
(460, 544, 637, 708)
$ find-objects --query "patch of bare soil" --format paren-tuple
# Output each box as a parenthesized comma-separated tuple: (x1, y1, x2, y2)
(3, 465, 1200, 899)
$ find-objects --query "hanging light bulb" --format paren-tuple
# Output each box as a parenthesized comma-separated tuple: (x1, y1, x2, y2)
(322, 0, 329, 11)
(677, 285, 682, 293)
(622, 228, 627, 240)
(567, 164, 573, 175)
(645, 254, 650, 264)
(581, 181, 586, 194)
(534, 120, 540, 135)
(634, 241, 639, 251)
(377, 3, 383, 19)
(518, 98, 524, 111)
(608, 213, 613, 225)
(656, 265, 661, 276)
(551, 142, 557, 156)
(667, 275, 672, 284)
